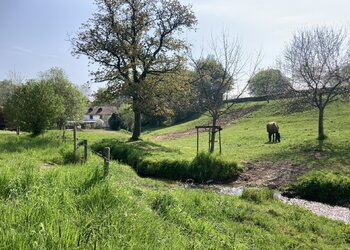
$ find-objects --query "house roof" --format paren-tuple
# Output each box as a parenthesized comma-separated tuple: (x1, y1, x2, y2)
(86, 106, 117, 115)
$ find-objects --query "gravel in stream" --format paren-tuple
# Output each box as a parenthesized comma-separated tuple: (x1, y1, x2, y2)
(279, 196, 350, 225)
(217, 186, 350, 225)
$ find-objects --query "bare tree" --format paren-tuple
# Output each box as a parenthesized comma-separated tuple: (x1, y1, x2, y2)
(71, 0, 197, 141)
(193, 33, 260, 153)
(281, 26, 350, 140)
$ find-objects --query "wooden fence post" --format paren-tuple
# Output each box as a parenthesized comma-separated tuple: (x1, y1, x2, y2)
(83, 140, 88, 162)
(73, 125, 77, 157)
(219, 129, 222, 154)
(103, 147, 110, 177)
(196, 127, 199, 155)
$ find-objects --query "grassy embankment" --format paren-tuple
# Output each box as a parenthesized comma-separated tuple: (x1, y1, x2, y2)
(0, 130, 349, 249)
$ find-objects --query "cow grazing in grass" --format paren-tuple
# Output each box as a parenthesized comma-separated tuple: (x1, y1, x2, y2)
(267, 122, 280, 143)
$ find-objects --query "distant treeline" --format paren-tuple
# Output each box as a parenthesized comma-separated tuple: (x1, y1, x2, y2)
(226, 86, 350, 104)
(225, 95, 270, 103)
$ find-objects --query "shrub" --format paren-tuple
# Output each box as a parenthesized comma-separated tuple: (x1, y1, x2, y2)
(241, 187, 275, 203)
(108, 113, 122, 131)
(4, 80, 64, 135)
(292, 171, 350, 205)
(190, 152, 240, 182)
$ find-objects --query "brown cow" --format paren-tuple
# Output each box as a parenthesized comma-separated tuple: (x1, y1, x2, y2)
(267, 122, 280, 143)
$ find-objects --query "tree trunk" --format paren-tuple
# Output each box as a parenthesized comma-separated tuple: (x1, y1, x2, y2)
(318, 107, 325, 140)
(131, 110, 141, 141)
(209, 118, 217, 153)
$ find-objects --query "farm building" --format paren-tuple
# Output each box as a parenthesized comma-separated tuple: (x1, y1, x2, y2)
(82, 106, 117, 128)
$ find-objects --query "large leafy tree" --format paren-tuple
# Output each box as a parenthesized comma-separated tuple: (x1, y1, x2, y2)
(71, 0, 197, 140)
(138, 69, 197, 122)
(4, 80, 64, 135)
(248, 69, 290, 101)
(281, 26, 350, 140)
(39, 68, 87, 133)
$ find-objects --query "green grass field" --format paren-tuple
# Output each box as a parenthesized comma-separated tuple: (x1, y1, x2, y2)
(145, 100, 350, 167)
(0, 100, 350, 249)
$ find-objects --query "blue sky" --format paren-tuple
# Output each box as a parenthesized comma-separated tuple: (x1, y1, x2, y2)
(1, 0, 350, 91)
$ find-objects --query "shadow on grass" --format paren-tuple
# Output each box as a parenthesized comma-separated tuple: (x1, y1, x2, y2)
(258, 140, 350, 169)
(0, 134, 59, 153)
(93, 138, 181, 158)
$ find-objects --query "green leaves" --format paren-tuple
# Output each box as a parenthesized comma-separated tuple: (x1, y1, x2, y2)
(71, 0, 197, 139)
(248, 69, 290, 97)
(3, 67, 86, 135)
(4, 80, 64, 135)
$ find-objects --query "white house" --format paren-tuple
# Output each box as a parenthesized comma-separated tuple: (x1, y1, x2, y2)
(82, 106, 117, 128)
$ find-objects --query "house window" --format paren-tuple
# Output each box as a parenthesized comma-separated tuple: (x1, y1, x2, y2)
(90, 115, 93, 119)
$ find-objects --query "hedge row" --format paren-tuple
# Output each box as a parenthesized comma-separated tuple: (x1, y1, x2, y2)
(292, 171, 350, 205)
(92, 141, 241, 183)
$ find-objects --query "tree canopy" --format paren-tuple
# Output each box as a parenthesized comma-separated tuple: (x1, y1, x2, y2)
(248, 69, 290, 100)
(281, 26, 350, 140)
(71, 0, 197, 140)
(4, 80, 64, 135)
(39, 67, 87, 129)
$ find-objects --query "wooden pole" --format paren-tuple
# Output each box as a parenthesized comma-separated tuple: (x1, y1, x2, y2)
(103, 147, 110, 177)
(73, 125, 77, 157)
(208, 128, 211, 152)
(83, 140, 88, 162)
(196, 127, 199, 155)
(219, 129, 222, 154)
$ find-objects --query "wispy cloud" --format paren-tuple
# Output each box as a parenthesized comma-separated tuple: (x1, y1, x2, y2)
(9, 46, 58, 58)
(11, 46, 34, 55)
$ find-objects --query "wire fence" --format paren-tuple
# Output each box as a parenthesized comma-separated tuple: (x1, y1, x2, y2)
(58, 128, 110, 177)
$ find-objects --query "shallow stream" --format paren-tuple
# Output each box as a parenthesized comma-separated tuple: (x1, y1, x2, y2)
(213, 185, 350, 225)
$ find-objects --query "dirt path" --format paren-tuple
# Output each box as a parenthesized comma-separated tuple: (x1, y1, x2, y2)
(225, 160, 310, 189)
(153, 105, 263, 141)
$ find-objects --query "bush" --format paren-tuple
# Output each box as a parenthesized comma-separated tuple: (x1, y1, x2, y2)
(292, 171, 350, 205)
(190, 152, 240, 182)
(241, 187, 275, 203)
(108, 113, 122, 131)
(4, 80, 64, 135)
(92, 141, 241, 183)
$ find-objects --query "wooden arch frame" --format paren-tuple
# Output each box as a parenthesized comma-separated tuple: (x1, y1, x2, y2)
(195, 125, 222, 154)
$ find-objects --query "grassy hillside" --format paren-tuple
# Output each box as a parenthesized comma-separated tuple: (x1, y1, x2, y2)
(0, 131, 349, 249)
(144, 100, 350, 166)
